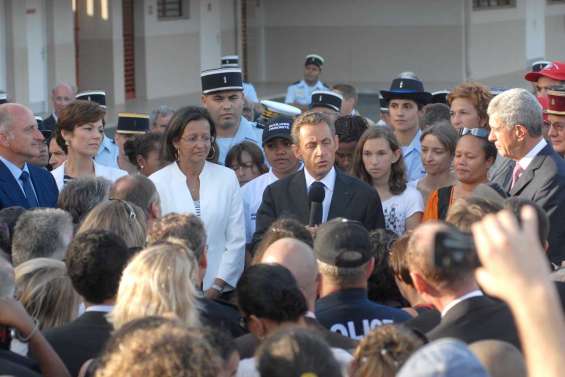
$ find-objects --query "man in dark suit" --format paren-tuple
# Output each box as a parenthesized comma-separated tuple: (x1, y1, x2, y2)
(0, 103, 58, 209)
(253, 111, 384, 244)
(488, 88, 565, 265)
(41, 83, 75, 132)
(406, 222, 520, 349)
(235, 237, 357, 358)
(44, 230, 137, 377)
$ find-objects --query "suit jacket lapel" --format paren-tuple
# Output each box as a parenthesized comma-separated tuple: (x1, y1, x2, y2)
(328, 170, 353, 220)
(510, 147, 548, 196)
(289, 170, 309, 224)
(0, 160, 27, 206)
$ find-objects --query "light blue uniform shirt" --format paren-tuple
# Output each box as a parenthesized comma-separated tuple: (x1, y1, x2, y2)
(0, 156, 38, 199)
(95, 135, 120, 168)
(216, 116, 263, 166)
(285, 80, 328, 106)
(402, 129, 425, 182)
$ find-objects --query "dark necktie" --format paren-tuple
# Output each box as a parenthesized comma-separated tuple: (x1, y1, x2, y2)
(19, 171, 39, 208)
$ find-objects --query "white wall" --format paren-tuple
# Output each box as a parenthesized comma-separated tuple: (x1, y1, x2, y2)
(545, 2, 565, 62)
(248, 0, 464, 92)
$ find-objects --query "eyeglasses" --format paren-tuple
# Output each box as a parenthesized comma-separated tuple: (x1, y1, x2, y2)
(109, 198, 137, 222)
(459, 127, 490, 139)
(545, 121, 565, 132)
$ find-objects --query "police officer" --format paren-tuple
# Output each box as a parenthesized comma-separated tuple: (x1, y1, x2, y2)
(241, 104, 302, 243)
(314, 219, 411, 340)
(76, 90, 120, 169)
(285, 54, 329, 111)
(201, 67, 263, 165)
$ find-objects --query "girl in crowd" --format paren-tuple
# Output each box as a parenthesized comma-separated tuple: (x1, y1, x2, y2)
(412, 123, 458, 203)
(124, 132, 163, 177)
(225, 141, 268, 186)
(351, 127, 423, 235)
(149, 106, 245, 298)
(423, 128, 497, 221)
(51, 100, 127, 190)
(448, 81, 493, 131)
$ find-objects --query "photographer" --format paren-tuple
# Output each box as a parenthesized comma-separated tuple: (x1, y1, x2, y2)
(404, 221, 520, 348)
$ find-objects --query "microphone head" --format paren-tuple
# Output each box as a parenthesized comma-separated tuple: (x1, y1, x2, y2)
(308, 182, 325, 203)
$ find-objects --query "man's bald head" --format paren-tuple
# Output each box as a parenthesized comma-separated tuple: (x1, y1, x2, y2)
(261, 238, 318, 307)
(110, 174, 160, 217)
(0, 103, 34, 133)
(52, 82, 76, 116)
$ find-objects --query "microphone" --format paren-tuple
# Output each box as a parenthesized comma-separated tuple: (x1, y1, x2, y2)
(308, 182, 325, 226)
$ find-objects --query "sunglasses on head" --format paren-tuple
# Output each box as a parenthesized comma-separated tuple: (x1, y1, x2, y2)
(459, 127, 490, 139)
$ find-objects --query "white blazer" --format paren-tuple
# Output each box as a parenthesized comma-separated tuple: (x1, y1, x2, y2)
(51, 160, 128, 191)
(149, 161, 245, 289)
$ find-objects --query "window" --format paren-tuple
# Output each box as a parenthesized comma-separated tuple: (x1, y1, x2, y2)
(157, 0, 190, 20)
(473, 0, 516, 10)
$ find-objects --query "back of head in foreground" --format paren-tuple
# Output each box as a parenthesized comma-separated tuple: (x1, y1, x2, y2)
(469, 339, 527, 377)
(109, 241, 200, 329)
(11, 208, 74, 267)
(350, 324, 424, 377)
(57, 176, 112, 225)
(397, 338, 488, 377)
(94, 316, 220, 377)
(256, 326, 342, 377)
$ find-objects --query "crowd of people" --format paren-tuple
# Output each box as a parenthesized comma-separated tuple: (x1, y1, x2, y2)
(0, 53, 564, 377)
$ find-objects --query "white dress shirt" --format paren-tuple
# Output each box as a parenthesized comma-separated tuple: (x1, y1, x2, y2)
(304, 167, 336, 223)
(441, 289, 483, 318)
(516, 138, 547, 171)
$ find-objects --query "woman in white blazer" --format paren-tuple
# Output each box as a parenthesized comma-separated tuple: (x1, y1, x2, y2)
(50, 100, 127, 191)
(150, 106, 245, 297)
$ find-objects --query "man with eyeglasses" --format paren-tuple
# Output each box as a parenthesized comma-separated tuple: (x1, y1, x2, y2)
(546, 86, 565, 158)
(488, 88, 565, 266)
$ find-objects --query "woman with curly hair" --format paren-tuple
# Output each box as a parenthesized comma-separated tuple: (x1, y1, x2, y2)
(448, 81, 493, 131)
(350, 325, 423, 377)
(351, 127, 423, 235)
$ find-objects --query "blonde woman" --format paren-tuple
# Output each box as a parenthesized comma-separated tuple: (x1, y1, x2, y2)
(77, 199, 146, 249)
(109, 242, 200, 329)
(15, 258, 81, 330)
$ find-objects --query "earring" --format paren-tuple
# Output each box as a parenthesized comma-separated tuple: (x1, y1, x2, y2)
(140, 165, 145, 169)
(176, 148, 181, 161)
(207, 144, 216, 160)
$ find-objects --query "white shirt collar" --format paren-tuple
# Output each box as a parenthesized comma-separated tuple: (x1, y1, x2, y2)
(304, 166, 336, 192)
(85, 304, 114, 313)
(517, 138, 547, 171)
(441, 289, 483, 317)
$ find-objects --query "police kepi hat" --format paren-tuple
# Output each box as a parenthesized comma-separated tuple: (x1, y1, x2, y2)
(379, 94, 388, 113)
(262, 115, 293, 145)
(0, 92, 7, 105)
(314, 218, 372, 268)
(221, 55, 240, 68)
(525, 61, 565, 82)
(310, 90, 343, 112)
(116, 113, 150, 134)
(76, 90, 107, 108)
(546, 85, 565, 116)
(256, 100, 301, 129)
(305, 54, 324, 68)
(432, 90, 450, 105)
(201, 68, 243, 94)
(380, 78, 432, 106)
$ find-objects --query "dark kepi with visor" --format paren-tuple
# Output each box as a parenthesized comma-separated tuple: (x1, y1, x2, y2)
(201, 67, 243, 95)
(116, 113, 150, 135)
(310, 90, 343, 112)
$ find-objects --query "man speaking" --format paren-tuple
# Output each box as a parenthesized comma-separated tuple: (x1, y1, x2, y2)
(253, 112, 384, 244)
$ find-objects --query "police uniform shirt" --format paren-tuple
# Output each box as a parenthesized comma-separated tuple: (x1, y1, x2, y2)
(95, 135, 120, 168)
(285, 80, 328, 106)
(216, 116, 263, 166)
(243, 82, 259, 103)
(315, 288, 411, 340)
(403, 129, 425, 182)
